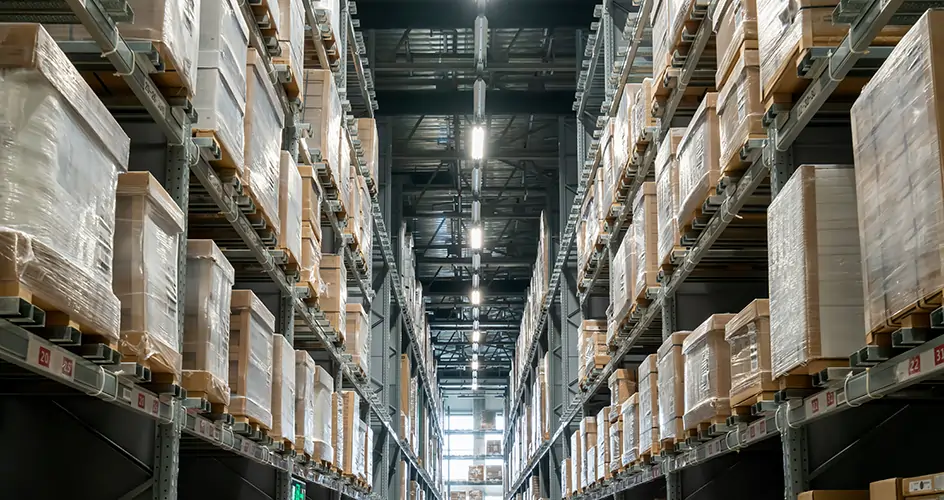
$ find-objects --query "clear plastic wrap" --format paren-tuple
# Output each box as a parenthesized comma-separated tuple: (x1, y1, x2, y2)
(194, 68, 246, 174)
(183, 240, 235, 404)
(48, 0, 200, 95)
(632, 79, 657, 148)
(468, 465, 485, 482)
(579, 320, 608, 376)
(609, 228, 633, 331)
(613, 85, 639, 174)
(0, 24, 128, 340)
(756, 0, 849, 98)
(271, 334, 296, 444)
(339, 390, 360, 475)
(850, 11, 944, 337)
(302, 70, 343, 188)
(633, 182, 659, 298)
(608, 418, 622, 474)
(245, 49, 284, 236)
(199, 0, 249, 99)
(717, 48, 764, 170)
(279, 152, 302, 264)
(651, 0, 671, 80)
(656, 128, 686, 267)
(570, 430, 583, 492)
(585, 445, 596, 487)
(313, 0, 341, 42)
(595, 407, 612, 475)
(353, 418, 366, 480)
(638, 353, 659, 453)
(599, 121, 616, 215)
(294, 350, 317, 458)
(338, 129, 353, 212)
(331, 391, 345, 468)
(621, 394, 639, 466)
(364, 424, 373, 483)
(677, 93, 720, 226)
(714, 0, 757, 86)
(486, 465, 502, 482)
(724, 299, 774, 404)
(562, 458, 573, 496)
(345, 303, 370, 375)
(608, 368, 637, 408)
(657, 333, 688, 441)
(114, 172, 185, 377)
(767, 165, 864, 379)
(468, 490, 483, 500)
(682, 315, 735, 429)
(278, 0, 304, 79)
(301, 224, 324, 299)
(229, 289, 275, 428)
(298, 165, 323, 242)
(358, 118, 380, 182)
(320, 253, 347, 330)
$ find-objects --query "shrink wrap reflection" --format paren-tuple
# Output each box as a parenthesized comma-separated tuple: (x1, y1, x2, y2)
(278, 0, 304, 82)
(637, 354, 659, 454)
(183, 240, 235, 404)
(621, 394, 639, 466)
(229, 290, 275, 428)
(657, 332, 688, 441)
(713, 0, 757, 86)
(682, 314, 735, 429)
(717, 48, 763, 171)
(246, 49, 285, 234)
(613, 84, 641, 173)
(850, 11, 944, 336)
(313, 0, 340, 42)
(345, 303, 370, 375)
(271, 334, 296, 444)
(294, 350, 317, 458)
(570, 430, 583, 492)
(656, 129, 685, 267)
(633, 182, 659, 300)
(677, 93, 720, 228)
(725, 299, 774, 405)
(609, 228, 635, 331)
(768, 165, 864, 378)
(301, 70, 343, 189)
(115, 173, 186, 379)
(632, 79, 657, 147)
(279, 152, 302, 264)
(340, 391, 360, 475)
(0, 24, 128, 341)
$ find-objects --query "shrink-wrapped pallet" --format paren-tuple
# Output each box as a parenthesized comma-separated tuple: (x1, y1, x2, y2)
(633, 182, 659, 299)
(345, 303, 370, 375)
(0, 24, 127, 341)
(338, 128, 354, 211)
(677, 93, 720, 229)
(599, 121, 616, 216)
(585, 445, 596, 487)
(610, 228, 635, 333)
(450, 492, 467, 500)
(331, 392, 345, 468)
(768, 165, 864, 378)
(717, 48, 764, 172)
(613, 84, 641, 174)
(469, 464, 485, 482)
(353, 417, 366, 480)
(658, 332, 689, 442)
(183, 240, 234, 404)
(577, 186, 600, 278)
(320, 254, 347, 335)
(294, 350, 317, 458)
(246, 48, 285, 234)
(609, 417, 622, 474)
(195, 0, 249, 173)
(562, 458, 573, 496)
(298, 165, 323, 242)
(725, 299, 775, 406)
(300, 224, 323, 300)
(468, 490, 484, 500)
(579, 320, 609, 378)
(271, 334, 296, 445)
(365, 424, 373, 483)
(656, 128, 686, 267)
(229, 290, 275, 428)
(651, 0, 672, 82)
(339, 391, 360, 475)
(595, 407, 612, 481)
(313, 0, 341, 42)
(115, 173, 186, 379)
(850, 11, 944, 336)
(48, 0, 200, 96)
(279, 152, 302, 265)
(358, 118, 380, 182)
(486, 465, 502, 482)
(487, 439, 501, 454)
(608, 368, 637, 408)
(714, 0, 757, 86)
(570, 430, 583, 492)
(278, 0, 304, 85)
(621, 394, 639, 466)
(682, 315, 735, 429)
(638, 354, 659, 455)
(632, 79, 657, 148)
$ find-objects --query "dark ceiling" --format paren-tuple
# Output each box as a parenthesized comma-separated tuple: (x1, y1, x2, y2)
(362, 0, 590, 391)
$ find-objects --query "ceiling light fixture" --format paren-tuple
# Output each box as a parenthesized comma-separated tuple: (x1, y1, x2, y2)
(469, 226, 483, 249)
(470, 289, 481, 305)
(470, 126, 486, 160)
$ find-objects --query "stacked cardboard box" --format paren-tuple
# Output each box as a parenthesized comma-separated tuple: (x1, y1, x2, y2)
(581, 416, 597, 486)
(655, 128, 686, 267)
(468, 465, 485, 482)
(682, 315, 735, 430)
(486, 465, 502, 482)
(570, 430, 583, 493)
(714, 0, 757, 87)
(658, 332, 688, 444)
(562, 458, 573, 497)
(338, 391, 360, 476)
(633, 182, 659, 302)
(677, 93, 720, 232)
(608, 368, 637, 409)
(276, 0, 304, 92)
(595, 407, 613, 482)
(278, 152, 303, 266)
(332, 392, 345, 472)
(115, 173, 186, 382)
(612, 83, 643, 182)
(194, 0, 250, 172)
(486, 439, 501, 455)
(229, 290, 275, 429)
(270, 334, 296, 446)
(620, 394, 639, 466)
(578, 320, 609, 382)
(182, 240, 234, 404)
(767, 165, 863, 379)
(638, 354, 660, 456)
(294, 351, 317, 458)
(850, 11, 944, 339)
(357, 118, 379, 182)
(725, 299, 775, 407)
(301, 69, 345, 204)
(345, 303, 370, 375)
(450, 492, 467, 500)
(717, 43, 764, 174)
(609, 227, 634, 345)
(320, 254, 347, 338)
(632, 79, 657, 150)
(0, 23, 127, 348)
(245, 48, 285, 234)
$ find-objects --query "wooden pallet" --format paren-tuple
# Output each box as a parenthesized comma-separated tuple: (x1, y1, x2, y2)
(76, 40, 194, 100)
(315, 161, 349, 221)
(274, 46, 302, 100)
(867, 289, 944, 339)
(776, 359, 849, 390)
(683, 414, 728, 442)
(193, 129, 242, 178)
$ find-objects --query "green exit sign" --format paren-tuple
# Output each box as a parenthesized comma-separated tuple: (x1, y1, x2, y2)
(291, 479, 305, 500)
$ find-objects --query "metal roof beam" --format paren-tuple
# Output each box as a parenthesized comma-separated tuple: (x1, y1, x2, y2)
(375, 90, 575, 115)
(357, 0, 596, 29)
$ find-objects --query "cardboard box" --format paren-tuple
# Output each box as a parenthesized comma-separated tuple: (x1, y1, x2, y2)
(871, 478, 903, 500)
(468, 464, 485, 482)
(657, 332, 689, 441)
(714, 0, 757, 86)
(682, 314, 735, 429)
(768, 165, 864, 378)
(904, 474, 944, 497)
(655, 129, 686, 267)
(300, 224, 322, 300)
(115, 173, 187, 380)
(229, 290, 275, 428)
(621, 394, 639, 466)
(486, 439, 501, 455)
(608, 368, 638, 408)
(677, 93, 720, 229)
(301, 69, 344, 190)
(632, 182, 660, 300)
(270, 334, 295, 444)
(638, 354, 660, 455)
(797, 491, 867, 500)
(726, 299, 776, 406)
(339, 391, 360, 475)
(717, 47, 764, 172)
(278, 151, 303, 265)
(245, 48, 285, 235)
(345, 303, 369, 375)
(486, 465, 502, 482)
(297, 165, 323, 242)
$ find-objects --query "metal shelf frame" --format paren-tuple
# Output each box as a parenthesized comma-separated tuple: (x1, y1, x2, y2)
(2, 1, 441, 499)
(505, 0, 928, 498)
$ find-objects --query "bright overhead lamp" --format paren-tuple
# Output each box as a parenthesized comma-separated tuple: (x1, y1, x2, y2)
(472, 359, 479, 370)
(469, 226, 483, 249)
(470, 126, 486, 160)
(472, 329, 481, 342)
(472, 379, 478, 391)
(472, 342, 479, 351)
(470, 289, 482, 305)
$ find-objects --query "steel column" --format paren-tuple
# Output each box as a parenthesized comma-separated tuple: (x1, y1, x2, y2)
(782, 424, 810, 500)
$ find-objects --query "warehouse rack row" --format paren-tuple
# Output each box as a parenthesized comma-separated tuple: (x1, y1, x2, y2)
(504, 0, 938, 497)
(0, 0, 442, 499)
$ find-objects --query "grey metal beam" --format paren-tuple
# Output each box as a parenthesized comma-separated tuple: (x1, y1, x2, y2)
(401, 186, 547, 196)
(375, 60, 578, 73)
(356, 0, 597, 29)
(405, 211, 542, 220)
(415, 256, 536, 266)
(375, 90, 576, 115)
(394, 150, 559, 162)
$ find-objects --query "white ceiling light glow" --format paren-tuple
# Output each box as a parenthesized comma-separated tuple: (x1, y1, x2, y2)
(469, 226, 483, 249)
(470, 289, 481, 305)
(470, 126, 486, 160)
